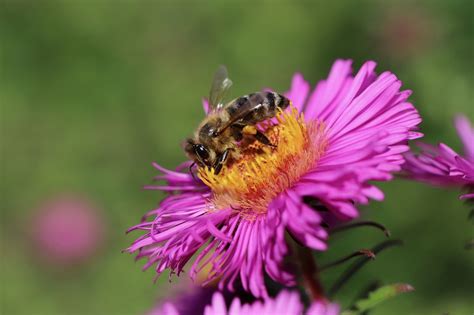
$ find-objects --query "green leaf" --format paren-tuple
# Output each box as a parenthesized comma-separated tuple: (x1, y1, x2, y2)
(342, 283, 414, 315)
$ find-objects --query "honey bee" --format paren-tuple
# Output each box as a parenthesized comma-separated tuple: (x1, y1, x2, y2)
(184, 66, 290, 175)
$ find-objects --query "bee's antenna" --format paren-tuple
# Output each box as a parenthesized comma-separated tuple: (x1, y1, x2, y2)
(189, 162, 199, 182)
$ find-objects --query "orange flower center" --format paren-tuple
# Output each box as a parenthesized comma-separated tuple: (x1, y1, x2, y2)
(198, 107, 328, 218)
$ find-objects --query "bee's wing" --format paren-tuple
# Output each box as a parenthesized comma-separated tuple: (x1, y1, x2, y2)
(209, 65, 233, 111)
(216, 103, 264, 136)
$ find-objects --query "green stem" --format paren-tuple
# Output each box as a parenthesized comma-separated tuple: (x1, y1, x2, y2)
(296, 245, 325, 301)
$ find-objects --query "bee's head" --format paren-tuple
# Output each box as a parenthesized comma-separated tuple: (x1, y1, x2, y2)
(184, 138, 215, 168)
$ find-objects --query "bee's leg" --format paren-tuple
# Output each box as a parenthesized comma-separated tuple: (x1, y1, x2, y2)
(254, 130, 276, 147)
(238, 124, 275, 147)
(213, 149, 230, 175)
(230, 124, 244, 141)
(188, 162, 199, 182)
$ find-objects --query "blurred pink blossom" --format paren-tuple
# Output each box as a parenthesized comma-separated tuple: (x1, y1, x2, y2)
(30, 195, 105, 266)
(377, 6, 437, 59)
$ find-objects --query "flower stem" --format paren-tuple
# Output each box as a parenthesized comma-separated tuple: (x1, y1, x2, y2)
(296, 245, 325, 301)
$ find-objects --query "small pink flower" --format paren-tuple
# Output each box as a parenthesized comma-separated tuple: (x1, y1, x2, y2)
(30, 195, 105, 266)
(127, 60, 422, 297)
(157, 290, 339, 315)
(147, 285, 216, 315)
(404, 115, 474, 199)
(205, 291, 339, 315)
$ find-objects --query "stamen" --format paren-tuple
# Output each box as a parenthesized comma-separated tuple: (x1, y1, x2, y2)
(198, 107, 328, 218)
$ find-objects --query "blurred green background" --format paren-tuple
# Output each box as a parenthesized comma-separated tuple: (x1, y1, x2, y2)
(1, 1, 473, 314)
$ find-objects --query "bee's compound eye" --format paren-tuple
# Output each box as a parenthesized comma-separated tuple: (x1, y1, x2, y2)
(194, 144, 209, 160)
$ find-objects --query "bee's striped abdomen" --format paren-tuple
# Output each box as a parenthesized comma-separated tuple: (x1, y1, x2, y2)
(226, 92, 290, 125)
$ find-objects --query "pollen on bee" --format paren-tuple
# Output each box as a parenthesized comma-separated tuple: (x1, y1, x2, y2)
(198, 106, 328, 218)
(242, 125, 258, 135)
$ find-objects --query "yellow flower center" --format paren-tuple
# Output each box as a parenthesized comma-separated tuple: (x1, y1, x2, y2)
(198, 107, 328, 218)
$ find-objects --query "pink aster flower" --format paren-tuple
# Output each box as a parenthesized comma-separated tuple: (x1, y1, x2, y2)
(155, 290, 339, 315)
(127, 60, 422, 298)
(404, 115, 474, 199)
